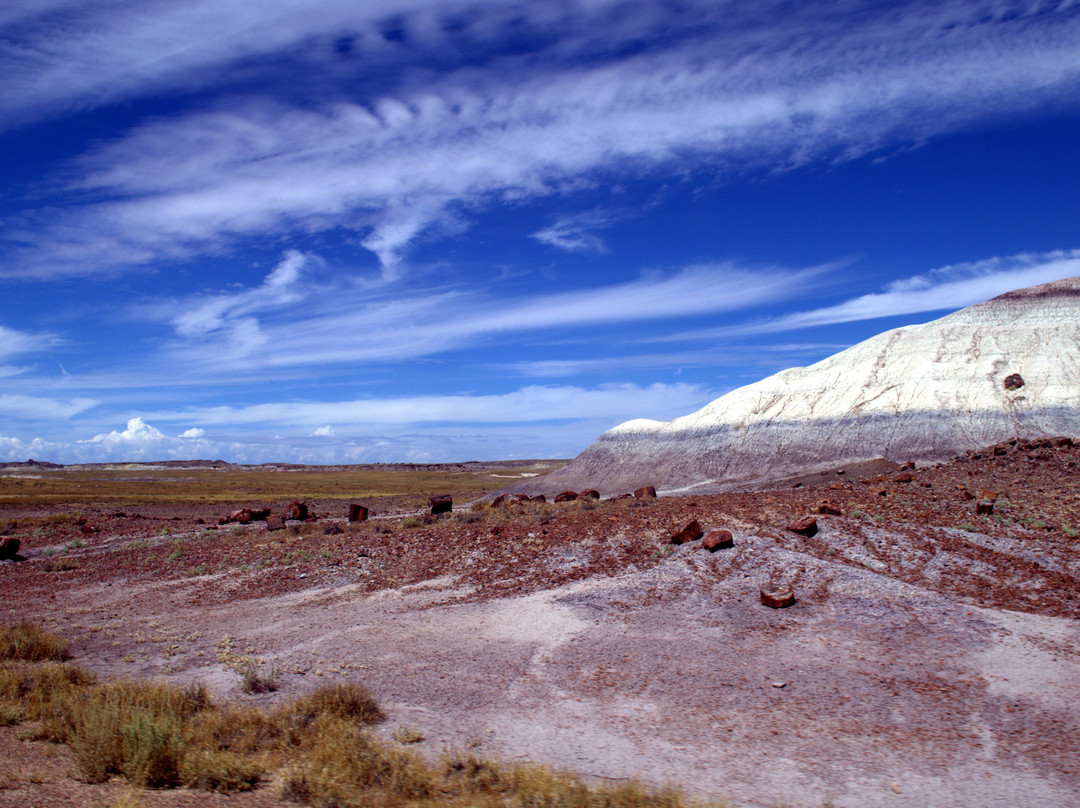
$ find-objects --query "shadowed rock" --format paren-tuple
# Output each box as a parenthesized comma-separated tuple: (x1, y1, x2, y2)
(0, 537, 20, 560)
(348, 504, 369, 522)
(429, 494, 452, 515)
(760, 585, 796, 609)
(787, 516, 818, 537)
(266, 515, 285, 531)
(702, 530, 734, 551)
(554, 491, 578, 503)
(285, 501, 309, 521)
(634, 486, 657, 499)
(580, 489, 600, 500)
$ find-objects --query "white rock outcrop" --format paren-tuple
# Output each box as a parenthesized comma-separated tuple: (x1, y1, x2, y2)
(528, 276, 1080, 494)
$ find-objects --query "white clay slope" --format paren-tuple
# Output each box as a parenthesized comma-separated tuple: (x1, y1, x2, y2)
(528, 276, 1080, 494)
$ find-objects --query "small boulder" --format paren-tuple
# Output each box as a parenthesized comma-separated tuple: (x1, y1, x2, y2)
(975, 501, 994, 516)
(531, 495, 547, 503)
(1003, 373, 1025, 391)
(228, 508, 253, 524)
(429, 494, 452, 515)
(0, 537, 20, 560)
(899, 461, 916, 471)
(702, 530, 734, 551)
(513, 493, 531, 503)
(892, 473, 914, 483)
(580, 489, 600, 500)
(633, 486, 657, 499)
(554, 491, 579, 503)
(811, 501, 843, 516)
(79, 523, 100, 535)
(1050, 436, 1074, 448)
(760, 585, 796, 609)
(284, 501, 308, 521)
(670, 520, 704, 545)
(786, 516, 818, 537)
(266, 515, 285, 531)
(348, 504, 369, 522)
(491, 494, 510, 507)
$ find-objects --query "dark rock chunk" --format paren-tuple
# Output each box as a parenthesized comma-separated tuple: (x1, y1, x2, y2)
(702, 530, 734, 551)
(429, 494, 452, 515)
(892, 473, 914, 483)
(348, 504, 369, 522)
(491, 494, 510, 507)
(670, 519, 704, 545)
(250, 509, 271, 522)
(633, 486, 657, 499)
(975, 501, 995, 516)
(79, 523, 99, 535)
(811, 501, 843, 516)
(554, 491, 579, 503)
(513, 494, 531, 503)
(579, 489, 600, 500)
(531, 495, 547, 503)
(760, 585, 796, 609)
(266, 515, 285, 531)
(786, 516, 818, 537)
(1003, 373, 1025, 391)
(1050, 436, 1074, 448)
(284, 501, 309, 521)
(899, 461, 916, 471)
(0, 537, 20, 560)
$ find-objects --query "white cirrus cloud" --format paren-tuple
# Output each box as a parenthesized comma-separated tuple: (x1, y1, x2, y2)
(4, 1, 1079, 276)
(0, 393, 98, 420)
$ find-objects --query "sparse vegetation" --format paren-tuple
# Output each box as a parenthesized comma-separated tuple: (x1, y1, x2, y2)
(0, 622, 708, 806)
(1, 621, 69, 661)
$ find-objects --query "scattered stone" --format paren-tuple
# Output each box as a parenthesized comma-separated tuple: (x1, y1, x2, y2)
(554, 491, 579, 503)
(491, 494, 510, 507)
(760, 585, 796, 609)
(670, 519, 704, 545)
(348, 504, 369, 522)
(531, 495, 547, 503)
(976, 501, 995, 516)
(429, 494, 453, 515)
(771, 681, 788, 688)
(513, 494, 531, 503)
(250, 509, 271, 522)
(786, 516, 818, 537)
(580, 489, 601, 500)
(0, 537, 20, 560)
(228, 508, 253, 524)
(899, 460, 916, 471)
(617, 493, 633, 500)
(892, 473, 914, 483)
(977, 489, 1000, 502)
(285, 501, 309, 521)
(702, 529, 734, 551)
(811, 501, 843, 516)
(266, 515, 285, 531)
(79, 523, 99, 535)
(1050, 436, 1074, 448)
(1003, 373, 1025, 391)
(324, 524, 344, 535)
(634, 486, 657, 499)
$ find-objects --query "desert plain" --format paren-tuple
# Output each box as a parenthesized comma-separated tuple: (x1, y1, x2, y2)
(1, 441, 1079, 808)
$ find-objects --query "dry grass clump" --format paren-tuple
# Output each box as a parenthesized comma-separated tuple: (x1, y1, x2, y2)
(2, 623, 713, 808)
(0, 621, 69, 662)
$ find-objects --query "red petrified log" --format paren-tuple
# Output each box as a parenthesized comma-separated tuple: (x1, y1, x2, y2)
(786, 516, 818, 537)
(348, 504, 369, 522)
(429, 494, 452, 515)
(760, 585, 796, 609)
(702, 530, 734, 551)
(670, 520, 704, 545)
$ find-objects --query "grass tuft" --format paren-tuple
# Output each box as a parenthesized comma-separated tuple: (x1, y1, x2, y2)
(0, 622, 69, 662)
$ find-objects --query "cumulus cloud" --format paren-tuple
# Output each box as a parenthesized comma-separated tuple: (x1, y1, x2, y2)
(312, 425, 335, 436)
(178, 427, 205, 438)
(4, 1, 1079, 276)
(86, 417, 166, 446)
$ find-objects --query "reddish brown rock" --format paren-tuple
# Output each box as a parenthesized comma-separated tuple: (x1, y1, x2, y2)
(0, 537, 20, 560)
(633, 486, 657, 499)
(531, 495, 547, 503)
(617, 493, 633, 500)
(348, 504, 369, 522)
(976, 501, 995, 516)
(899, 461, 916, 471)
(513, 494, 531, 503)
(702, 530, 734, 551)
(760, 585, 796, 609)
(228, 508, 253, 524)
(579, 489, 600, 500)
(554, 491, 579, 503)
(892, 473, 914, 483)
(670, 519, 704, 545)
(429, 494, 452, 515)
(1050, 436, 1074, 448)
(79, 523, 99, 535)
(491, 494, 510, 507)
(1003, 373, 1025, 391)
(811, 501, 843, 516)
(251, 509, 271, 522)
(786, 516, 818, 537)
(284, 501, 309, 521)
(266, 515, 285, 531)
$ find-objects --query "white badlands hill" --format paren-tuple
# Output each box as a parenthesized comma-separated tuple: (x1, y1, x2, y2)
(528, 276, 1080, 495)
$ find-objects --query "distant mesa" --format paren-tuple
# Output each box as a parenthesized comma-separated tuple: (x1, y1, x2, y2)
(509, 275, 1080, 496)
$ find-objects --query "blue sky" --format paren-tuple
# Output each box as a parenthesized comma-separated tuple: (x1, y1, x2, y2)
(1, 0, 1079, 464)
